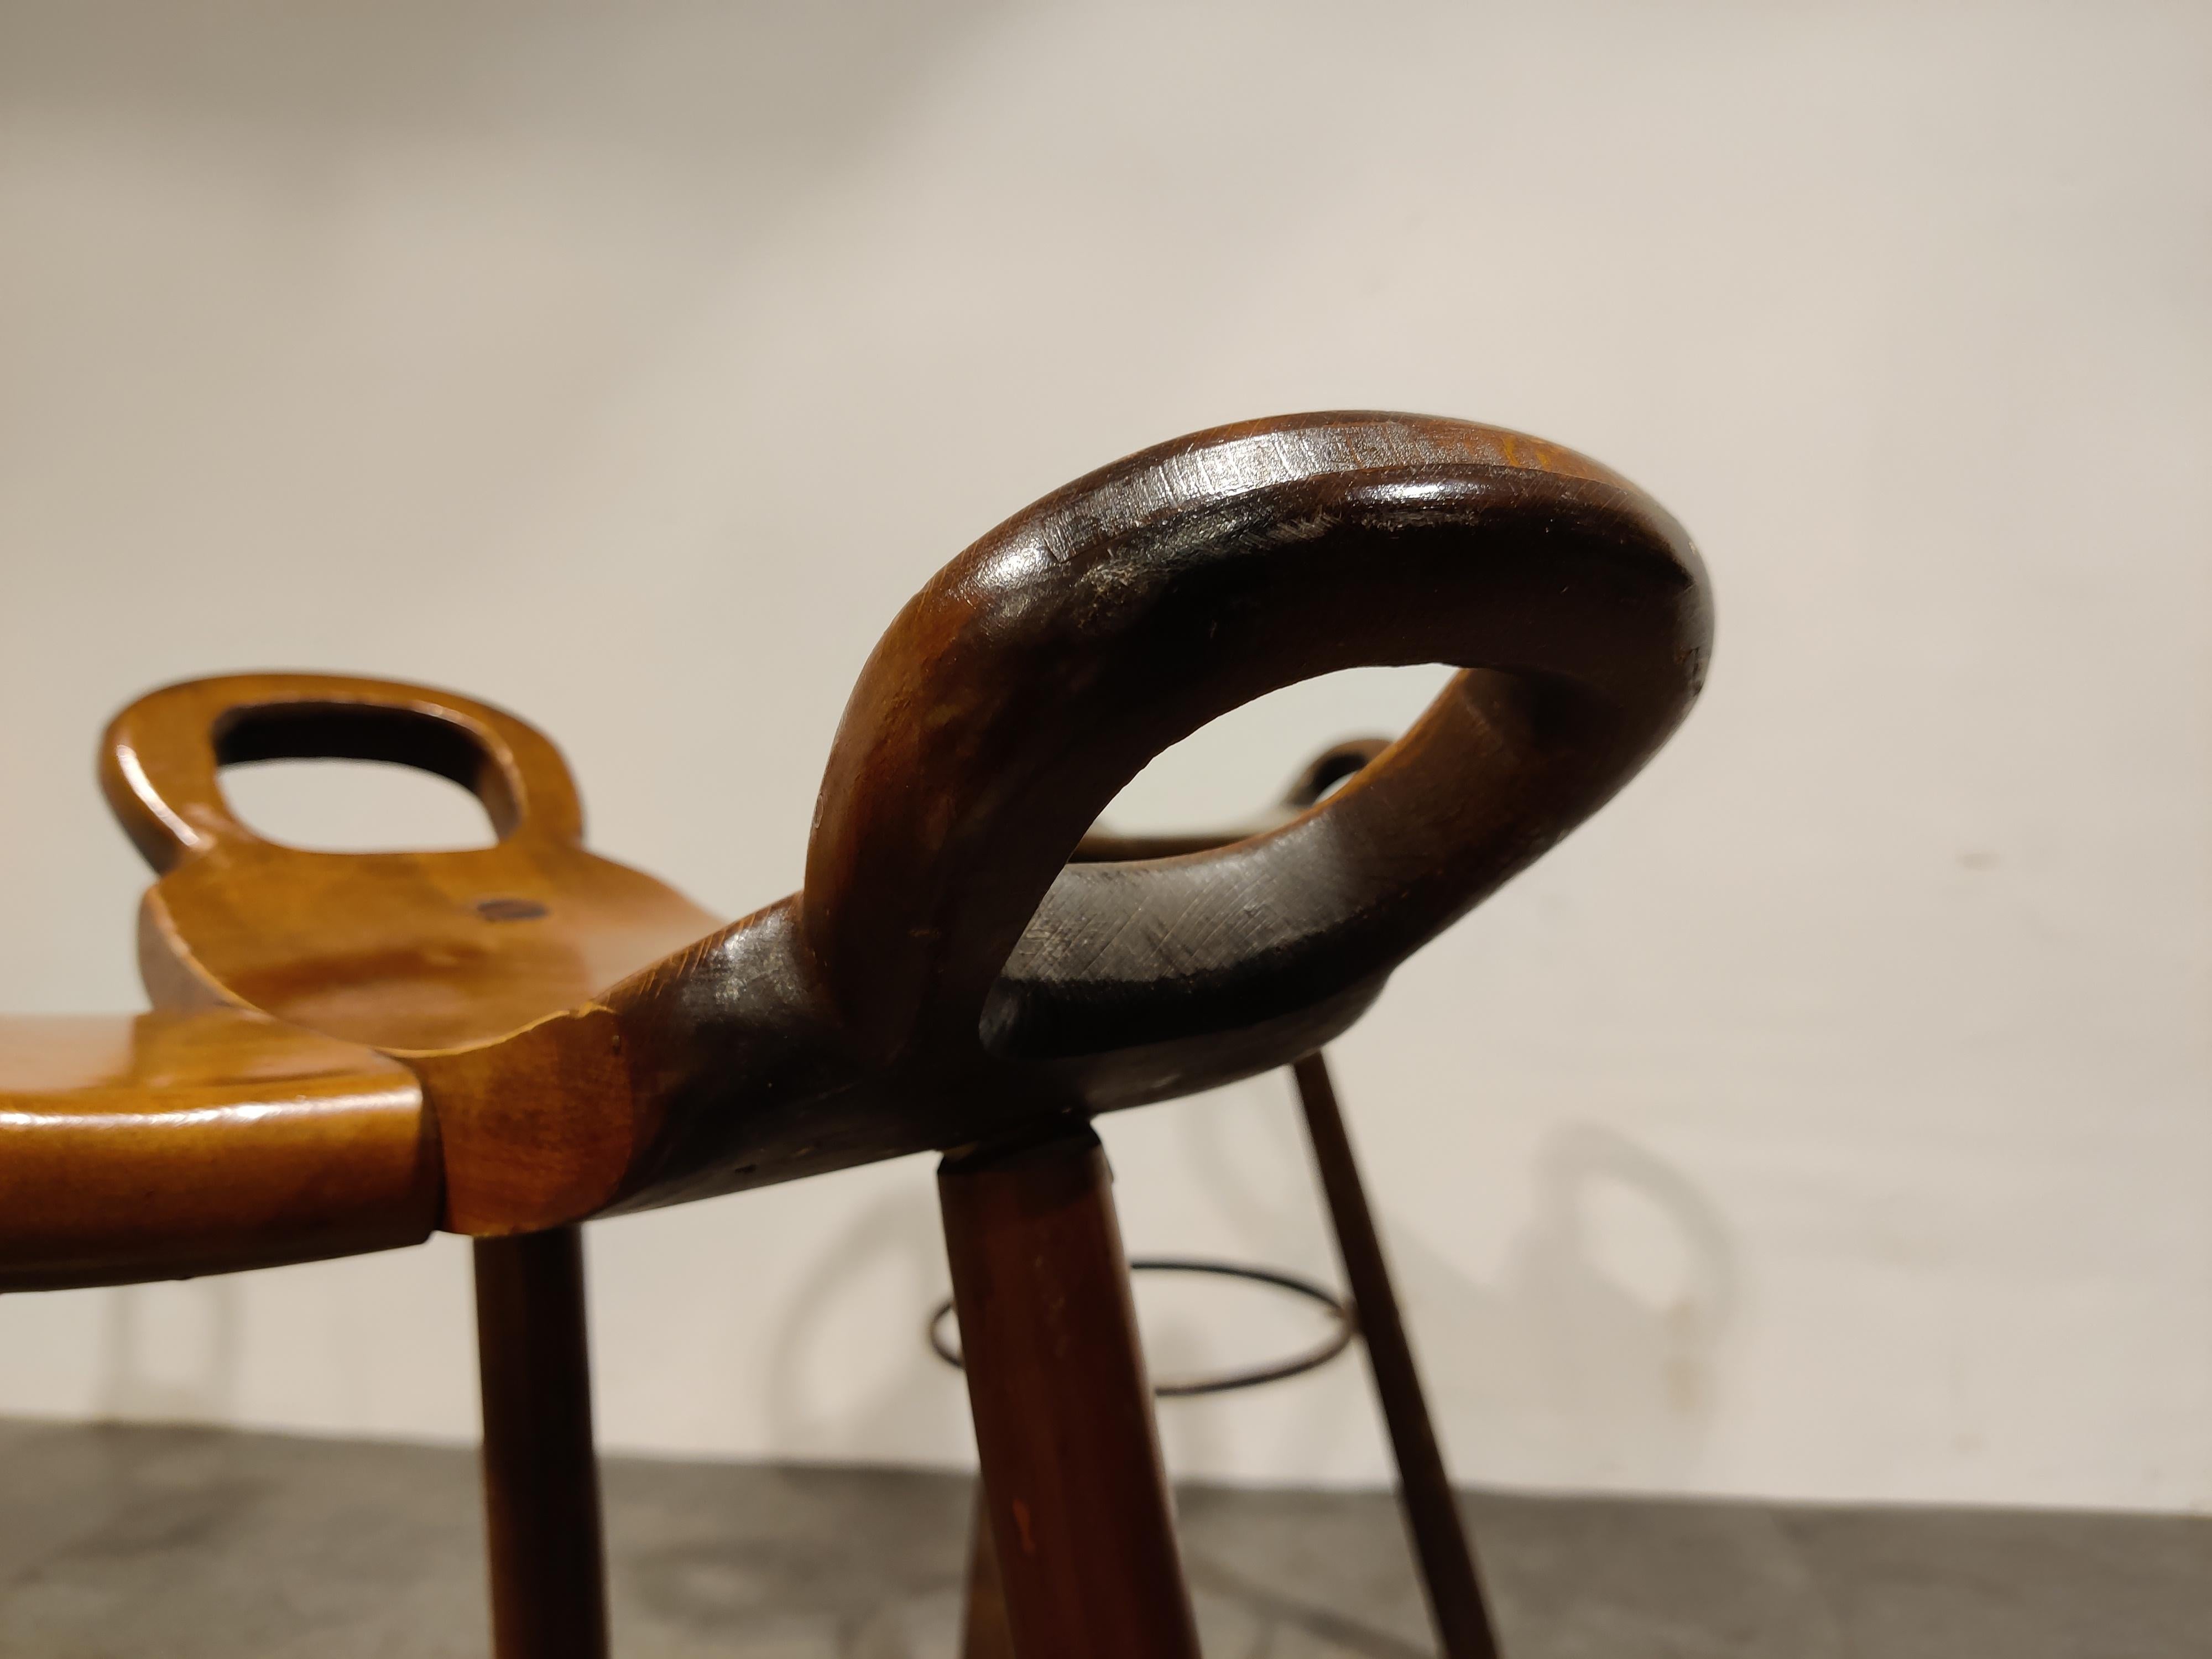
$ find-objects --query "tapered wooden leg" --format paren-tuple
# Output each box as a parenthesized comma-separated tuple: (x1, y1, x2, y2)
(473, 1227, 610, 1659)
(1295, 1052, 1501, 1659)
(938, 1124, 1201, 1659)
(960, 1483, 1018, 1659)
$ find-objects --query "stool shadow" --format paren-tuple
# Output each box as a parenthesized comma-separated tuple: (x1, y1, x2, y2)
(1173, 1091, 1741, 1493)
(757, 1104, 1738, 1655)
(759, 1101, 1739, 1490)
(96, 1277, 244, 1426)
(763, 1178, 973, 1466)
(1413, 1119, 1740, 1491)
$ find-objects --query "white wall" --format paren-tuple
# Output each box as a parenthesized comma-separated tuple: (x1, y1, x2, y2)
(2, 0, 2206, 1511)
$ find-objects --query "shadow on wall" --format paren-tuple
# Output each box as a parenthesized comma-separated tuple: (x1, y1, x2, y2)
(98, 1277, 244, 1424)
(760, 1074, 1739, 1494)
(0, 0, 1009, 164)
(764, 1179, 974, 1465)
(1407, 1121, 1741, 1491)
(1162, 1089, 1740, 1491)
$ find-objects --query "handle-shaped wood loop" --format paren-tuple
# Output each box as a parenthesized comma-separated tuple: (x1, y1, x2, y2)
(802, 412, 1710, 1064)
(101, 672, 587, 873)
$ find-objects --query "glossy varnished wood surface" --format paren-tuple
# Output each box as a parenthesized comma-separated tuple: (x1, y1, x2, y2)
(101, 672, 722, 1230)
(0, 1010, 436, 1289)
(105, 673, 721, 1052)
(960, 1500, 1016, 1659)
(474, 1227, 609, 1659)
(938, 1126, 1202, 1659)
(801, 416, 1697, 1065)
(0, 409, 1712, 1659)
(76, 411, 1709, 1238)
(599, 411, 1709, 1224)
(1296, 1050, 1499, 1657)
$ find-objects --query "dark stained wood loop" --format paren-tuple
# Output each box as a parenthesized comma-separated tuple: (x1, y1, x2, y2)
(552, 412, 1711, 1222)
(801, 412, 1708, 1070)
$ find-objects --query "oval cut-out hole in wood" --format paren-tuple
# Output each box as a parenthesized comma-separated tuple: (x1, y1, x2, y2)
(218, 758, 498, 852)
(1095, 663, 1453, 836)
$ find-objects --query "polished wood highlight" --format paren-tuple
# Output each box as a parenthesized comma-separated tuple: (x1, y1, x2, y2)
(0, 1010, 436, 1290)
(100, 671, 721, 1231)
(938, 1125, 1201, 1659)
(1297, 1050, 1499, 1659)
(86, 414, 1707, 1239)
(105, 672, 721, 1052)
(95, 679, 661, 1650)
(474, 1227, 609, 1659)
(599, 412, 1711, 1228)
(0, 409, 1714, 1659)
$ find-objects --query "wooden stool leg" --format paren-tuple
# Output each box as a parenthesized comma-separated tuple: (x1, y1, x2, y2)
(472, 1227, 611, 1659)
(1295, 1052, 1501, 1658)
(938, 1124, 1201, 1659)
(960, 1480, 1018, 1658)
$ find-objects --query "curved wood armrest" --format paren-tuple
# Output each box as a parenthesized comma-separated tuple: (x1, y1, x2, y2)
(603, 412, 1709, 1222)
(0, 1011, 438, 1290)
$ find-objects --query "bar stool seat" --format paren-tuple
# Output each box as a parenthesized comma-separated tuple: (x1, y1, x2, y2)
(0, 1009, 433, 1289)
(0, 410, 1711, 1659)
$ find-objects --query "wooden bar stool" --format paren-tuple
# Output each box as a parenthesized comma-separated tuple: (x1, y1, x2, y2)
(1021, 734, 1505, 1657)
(0, 411, 1710, 1657)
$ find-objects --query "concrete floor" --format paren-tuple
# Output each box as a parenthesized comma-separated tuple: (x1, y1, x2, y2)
(0, 1418, 2204, 1657)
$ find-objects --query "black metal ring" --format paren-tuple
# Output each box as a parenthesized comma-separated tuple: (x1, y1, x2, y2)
(926, 1256, 1357, 1398)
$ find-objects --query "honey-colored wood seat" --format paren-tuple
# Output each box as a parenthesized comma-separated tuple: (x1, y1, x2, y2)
(0, 1010, 432, 1290)
(105, 674, 721, 1056)
(1, 676, 722, 1292)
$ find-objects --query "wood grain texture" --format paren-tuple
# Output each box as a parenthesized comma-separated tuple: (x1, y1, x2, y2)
(959, 1491, 1018, 1659)
(106, 672, 720, 1053)
(601, 410, 1710, 1221)
(82, 411, 1709, 1236)
(938, 1126, 1201, 1659)
(802, 415, 1700, 1065)
(102, 672, 721, 1230)
(13, 409, 1712, 1659)
(0, 1010, 436, 1289)
(1297, 1049, 1499, 1658)
(473, 1227, 609, 1659)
